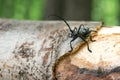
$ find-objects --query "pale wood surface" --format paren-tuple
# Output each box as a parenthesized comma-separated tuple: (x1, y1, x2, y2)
(0, 19, 102, 80)
(56, 27, 120, 80)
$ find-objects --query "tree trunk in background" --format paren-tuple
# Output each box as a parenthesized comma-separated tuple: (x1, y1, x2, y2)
(43, 0, 65, 20)
(63, 0, 92, 20)
(43, 0, 92, 20)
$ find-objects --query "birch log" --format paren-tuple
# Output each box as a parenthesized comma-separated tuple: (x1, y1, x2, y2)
(0, 19, 102, 80)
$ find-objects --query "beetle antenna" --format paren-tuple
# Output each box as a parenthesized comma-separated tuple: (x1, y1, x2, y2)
(49, 15, 73, 33)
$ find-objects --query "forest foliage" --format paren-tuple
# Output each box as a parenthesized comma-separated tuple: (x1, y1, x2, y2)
(0, 0, 119, 26)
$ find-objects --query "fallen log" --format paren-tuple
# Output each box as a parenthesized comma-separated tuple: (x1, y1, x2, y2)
(0, 19, 102, 80)
(55, 26, 120, 80)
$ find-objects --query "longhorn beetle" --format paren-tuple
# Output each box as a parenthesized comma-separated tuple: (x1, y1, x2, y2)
(49, 15, 96, 53)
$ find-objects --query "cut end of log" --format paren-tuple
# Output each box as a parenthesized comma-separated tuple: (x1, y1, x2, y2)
(54, 27, 120, 80)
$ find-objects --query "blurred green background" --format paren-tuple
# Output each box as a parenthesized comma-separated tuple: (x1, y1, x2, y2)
(0, 0, 119, 26)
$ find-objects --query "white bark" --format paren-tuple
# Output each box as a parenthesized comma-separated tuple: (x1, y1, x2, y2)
(0, 19, 102, 80)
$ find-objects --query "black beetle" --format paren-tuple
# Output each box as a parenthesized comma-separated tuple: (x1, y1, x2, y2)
(49, 15, 96, 52)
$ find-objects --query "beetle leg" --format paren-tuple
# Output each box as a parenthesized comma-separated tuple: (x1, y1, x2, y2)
(91, 30, 97, 33)
(80, 36, 92, 53)
(69, 38, 76, 52)
(90, 36, 96, 42)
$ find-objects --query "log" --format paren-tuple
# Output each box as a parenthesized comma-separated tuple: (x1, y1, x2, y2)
(55, 26, 120, 80)
(0, 19, 102, 80)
